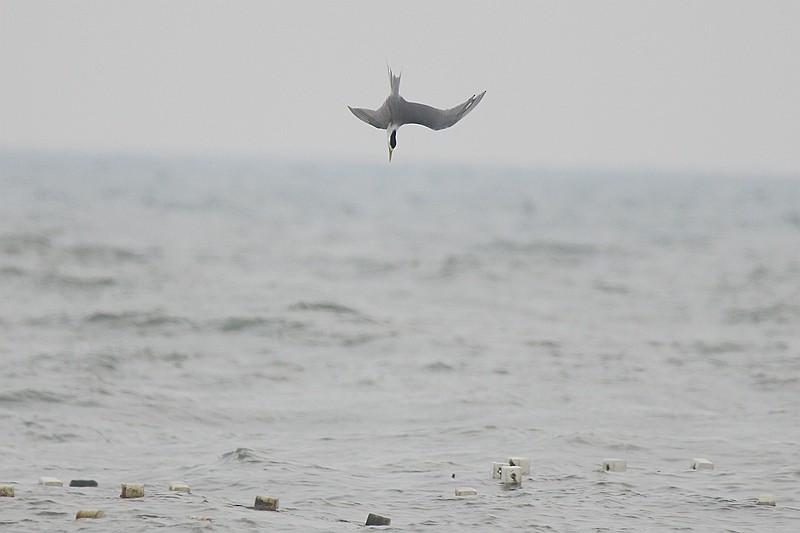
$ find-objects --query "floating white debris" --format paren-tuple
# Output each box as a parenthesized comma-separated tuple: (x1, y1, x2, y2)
(491, 462, 505, 479)
(501, 465, 522, 485)
(455, 487, 477, 496)
(508, 457, 531, 475)
(75, 510, 105, 519)
(120, 483, 144, 498)
(254, 495, 278, 511)
(757, 493, 776, 506)
(690, 458, 714, 470)
(365, 513, 391, 526)
(602, 459, 627, 473)
(169, 481, 190, 493)
(38, 477, 63, 487)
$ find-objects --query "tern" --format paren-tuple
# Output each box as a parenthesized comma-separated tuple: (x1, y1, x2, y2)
(348, 67, 485, 161)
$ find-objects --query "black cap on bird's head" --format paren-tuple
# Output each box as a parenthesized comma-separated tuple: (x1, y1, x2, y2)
(387, 127, 397, 161)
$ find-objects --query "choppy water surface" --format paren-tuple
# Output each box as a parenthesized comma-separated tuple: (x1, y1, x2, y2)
(1, 152, 799, 531)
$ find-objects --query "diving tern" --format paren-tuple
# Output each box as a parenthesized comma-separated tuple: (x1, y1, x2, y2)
(348, 67, 485, 161)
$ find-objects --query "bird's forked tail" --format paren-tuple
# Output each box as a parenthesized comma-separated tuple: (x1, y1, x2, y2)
(387, 66, 401, 96)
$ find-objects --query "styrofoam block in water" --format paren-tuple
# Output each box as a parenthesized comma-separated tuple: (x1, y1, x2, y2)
(508, 457, 531, 475)
(757, 493, 776, 506)
(169, 481, 190, 493)
(120, 483, 144, 498)
(254, 495, 278, 511)
(455, 487, 477, 496)
(602, 459, 627, 472)
(75, 510, 105, 519)
(690, 458, 714, 470)
(491, 462, 505, 479)
(500, 465, 522, 485)
(365, 513, 391, 526)
(39, 477, 63, 487)
(0, 485, 14, 497)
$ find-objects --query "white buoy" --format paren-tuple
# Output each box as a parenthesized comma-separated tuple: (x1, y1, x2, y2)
(169, 481, 190, 493)
(120, 483, 144, 498)
(757, 493, 776, 506)
(491, 462, 505, 479)
(602, 459, 627, 473)
(690, 458, 714, 470)
(500, 465, 522, 485)
(508, 457, 531, 475)
(0, 485, 14, 497)
(254, 495, 278, 511)
(38, 477, 63, 487)
(455, 487, 478, 496)
(75, 510, 105, 519)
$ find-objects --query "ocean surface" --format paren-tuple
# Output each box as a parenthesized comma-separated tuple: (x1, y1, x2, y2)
(1, 151, 798, 531)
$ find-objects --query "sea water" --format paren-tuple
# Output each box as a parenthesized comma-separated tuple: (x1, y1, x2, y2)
(1, 151, 799, 530)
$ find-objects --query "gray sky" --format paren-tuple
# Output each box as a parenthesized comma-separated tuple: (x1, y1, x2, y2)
(1, 0, 798, 174)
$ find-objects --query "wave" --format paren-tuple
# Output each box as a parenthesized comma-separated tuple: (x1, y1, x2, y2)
(85, 310, 194, 329)
(0, 388, 71, 405)
(66, 243, 156, 265)
(218, 316, 307, 334)
(0, 265, 26, 277)
(0, 233, 52, 255)
(479, 238, 598, 260)
(288, 301, 360, 315)
(726, 302, 800, 325)
(44, 273, 116, 289)
(288, 300, 388, 327)
(218, 447, 271, 464)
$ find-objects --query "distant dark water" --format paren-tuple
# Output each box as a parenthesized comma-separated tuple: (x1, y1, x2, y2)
(1, 152, 799, 530)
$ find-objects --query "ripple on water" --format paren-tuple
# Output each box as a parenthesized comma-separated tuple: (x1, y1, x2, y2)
(217, 316, 307, 334)
(43, 272, 116, 289)
(0, 388, 71, 405)
(65, 243, 154, 265)
(219, 447, 269, 464)
(288, 301, 360, 315)
(85, 310, 195, 330)
(726, 302, 800, 325)
(0, 233, 52, 255)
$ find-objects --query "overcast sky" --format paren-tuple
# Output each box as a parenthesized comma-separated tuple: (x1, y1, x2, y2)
(1, 1, 798, 174)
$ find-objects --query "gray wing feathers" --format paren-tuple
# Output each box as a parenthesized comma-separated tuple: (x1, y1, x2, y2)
(348, 104, 390, 129)
(399, 91, 486, 131)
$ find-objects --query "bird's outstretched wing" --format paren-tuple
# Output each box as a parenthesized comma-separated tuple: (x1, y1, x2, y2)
(348, 103, 391, 129)
(396, 91, 486, 131)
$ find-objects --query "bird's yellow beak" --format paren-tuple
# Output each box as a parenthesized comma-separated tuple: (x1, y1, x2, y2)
(388, 147, 393, 162)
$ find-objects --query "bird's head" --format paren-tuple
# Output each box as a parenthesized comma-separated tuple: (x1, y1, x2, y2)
(387, 127, 397, 162)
